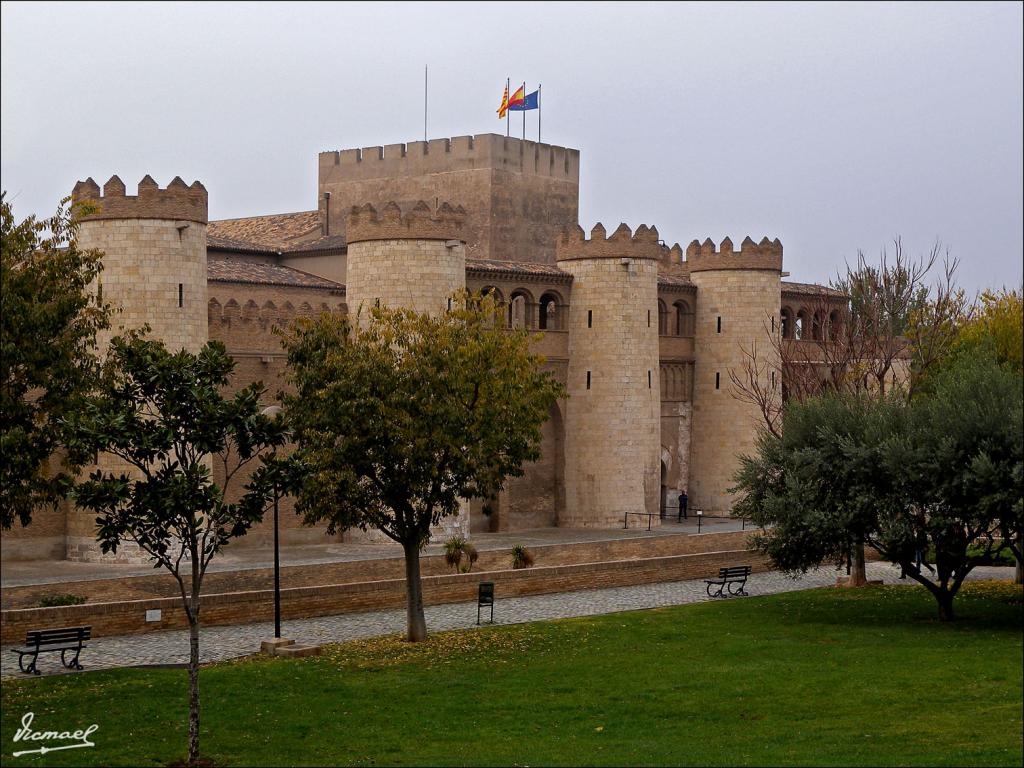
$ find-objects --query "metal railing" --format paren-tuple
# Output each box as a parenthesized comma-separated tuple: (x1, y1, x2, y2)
(622, 511, 659, 531)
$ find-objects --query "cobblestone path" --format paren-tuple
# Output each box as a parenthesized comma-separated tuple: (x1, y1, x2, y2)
(1, 562, 1012, 679)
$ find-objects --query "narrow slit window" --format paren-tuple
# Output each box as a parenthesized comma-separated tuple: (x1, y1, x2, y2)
(586, 371, 591, 390)
(178, 283, 183, 308)
(647, 309, 651, 328)
(648, 370, 652, 388)
(447, 298, 452, 312)
(587, 310, 593, 328)
(715, 372, 720, 390)
(771, 316, 775, 332)
(717, 316, 722, 333)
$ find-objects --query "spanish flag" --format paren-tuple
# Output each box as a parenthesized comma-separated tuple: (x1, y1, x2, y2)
(497, 82, 510, 118)
(507, 84, 526, 111)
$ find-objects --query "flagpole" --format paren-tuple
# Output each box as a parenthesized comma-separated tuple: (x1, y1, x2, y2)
(506, 77, 510, 137)
(424, 65, 428, 142)
(538, 84, 542, 143)
(522, 82, 526, 141)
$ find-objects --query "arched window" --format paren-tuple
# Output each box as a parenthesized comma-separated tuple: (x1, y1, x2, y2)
(508, 289, 533, 329)
(780, 307, 793, 339)
(477, 286, 504, 327)
(673, 300, 694, 337)
(657, 299, 669, 335)
(812, 311, 825, 341)
(828, 309, 840, 341)
(538, 291, 563, 331)
(479, 285, 504, 304)
(795, 309, 808, 340)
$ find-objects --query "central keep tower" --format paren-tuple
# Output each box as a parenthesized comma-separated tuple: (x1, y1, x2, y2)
(319, 134, 579, 264)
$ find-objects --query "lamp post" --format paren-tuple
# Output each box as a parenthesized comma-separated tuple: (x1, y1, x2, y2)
(696, 509, 703, 534)
(261, 405, 284, 639)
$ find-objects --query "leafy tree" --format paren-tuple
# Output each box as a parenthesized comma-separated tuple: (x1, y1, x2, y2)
(734, 349, 1023, 619)
(1, 193, 110, 529)
(67, 335, 286, 767)
(954, 288, 1023, 375)
(732, 239, 968, 584)
(280, 292, 565, 641)
(944, 287, 1024, 581)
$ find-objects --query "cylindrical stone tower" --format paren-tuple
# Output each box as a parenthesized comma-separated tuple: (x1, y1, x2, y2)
(344, 200, 467, 320)
(66, 174, 208, 561)
(556, 223, 662, 528)
(343, 199, 470, 542)
(687, 236, 782, 514)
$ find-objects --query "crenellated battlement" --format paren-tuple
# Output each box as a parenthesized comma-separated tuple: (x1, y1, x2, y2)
(71, 175, 208, 224)
(555, 222, 677, 263)
(345, 200, 467, 244)
(685, 236, 783, 273)
(319, 134, 580, 183)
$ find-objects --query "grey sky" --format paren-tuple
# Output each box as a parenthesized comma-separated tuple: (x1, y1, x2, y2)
(2, 1, 1021, 293)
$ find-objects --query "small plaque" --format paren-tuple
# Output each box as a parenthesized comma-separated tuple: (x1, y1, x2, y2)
(145, 609, 162, 622)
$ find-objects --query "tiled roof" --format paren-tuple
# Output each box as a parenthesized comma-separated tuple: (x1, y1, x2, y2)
(282, 234, 348, 254)
(466, 258, 573, 282)
(657, 274, 695, 288)
(208, 210, 321, 251)
(207, 258, 343, 290)
(782, 281, 846, 297)
(207, 233, 279, 254)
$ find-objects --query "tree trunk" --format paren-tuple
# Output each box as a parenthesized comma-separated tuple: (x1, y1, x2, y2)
(936, 590, 955, 622)
(403, 541, 428, 642)
(187, 614, 200, 767)
(1015, 555, 1022, 586)
(847, 537, 868, 587)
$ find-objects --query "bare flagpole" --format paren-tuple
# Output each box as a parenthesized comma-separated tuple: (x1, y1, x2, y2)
(522, 82, 526, 141)
(424, 65, 428, 142)
(538, 84, 542, 143)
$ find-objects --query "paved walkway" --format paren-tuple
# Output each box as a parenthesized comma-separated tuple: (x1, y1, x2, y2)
(2, 562, 1012, 679)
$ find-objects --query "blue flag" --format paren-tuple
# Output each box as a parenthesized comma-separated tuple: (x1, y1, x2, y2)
(508, 89, 539, 111)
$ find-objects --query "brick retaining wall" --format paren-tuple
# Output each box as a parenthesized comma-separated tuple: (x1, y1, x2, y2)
(1, 546, 770, 644)
(2, 530, 754, 609)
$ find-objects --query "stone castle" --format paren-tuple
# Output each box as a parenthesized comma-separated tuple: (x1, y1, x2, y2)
(4, 133, 847, 562)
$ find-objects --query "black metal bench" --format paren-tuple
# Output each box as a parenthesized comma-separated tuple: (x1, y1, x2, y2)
(705, 566, 752, 598)
(10, 626, 91, 675)
(477, 581, 494, 625)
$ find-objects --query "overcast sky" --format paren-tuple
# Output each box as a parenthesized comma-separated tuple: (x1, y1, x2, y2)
(2, 1, 1021, 293)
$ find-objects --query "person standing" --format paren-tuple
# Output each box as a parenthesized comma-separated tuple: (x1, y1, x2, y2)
(678, 491, 688, 522)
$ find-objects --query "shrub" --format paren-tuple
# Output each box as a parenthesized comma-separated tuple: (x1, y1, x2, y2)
(444, 537, 480, 573)
(37, 593, 87, 608)
(510, 544, 534, 570)
(444, 536, 467, 571)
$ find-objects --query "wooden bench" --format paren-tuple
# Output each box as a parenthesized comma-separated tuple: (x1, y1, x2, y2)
(705, 566, 752, 598)
(10, 626, 91, 675)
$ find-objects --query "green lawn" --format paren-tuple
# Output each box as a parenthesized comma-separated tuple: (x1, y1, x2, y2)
(2, 581, 1021, 767)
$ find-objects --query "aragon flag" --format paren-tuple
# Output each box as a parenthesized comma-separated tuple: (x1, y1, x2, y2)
(497, 82, 510, 118)
(508, 88, 539, 111)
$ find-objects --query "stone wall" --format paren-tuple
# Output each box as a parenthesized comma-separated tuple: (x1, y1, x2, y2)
(343, 201, 467, 323)
(557, 224, 663, 527)
(64, 177, 210, 562)
(319, 134, 579, 263)
(688, 237, 783, 513)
